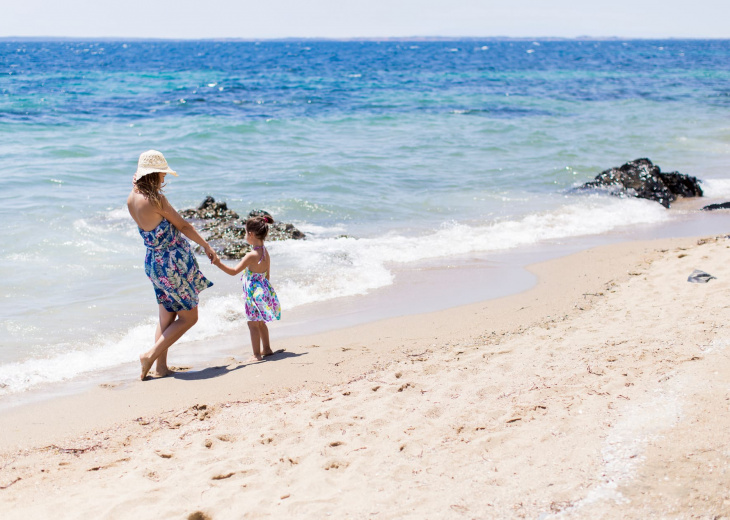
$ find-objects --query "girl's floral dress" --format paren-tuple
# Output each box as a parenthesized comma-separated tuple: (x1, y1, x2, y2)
(242, 268, 281, 322)
(139, 218, 213, 312)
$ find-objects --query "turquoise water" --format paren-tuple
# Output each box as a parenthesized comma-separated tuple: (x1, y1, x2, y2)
(1, 39, 729, 395)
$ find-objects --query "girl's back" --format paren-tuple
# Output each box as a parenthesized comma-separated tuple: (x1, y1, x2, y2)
(246, 246, 270, 275)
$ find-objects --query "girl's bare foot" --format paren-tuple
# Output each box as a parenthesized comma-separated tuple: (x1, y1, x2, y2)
(154, 367, 174, 378)
(248, 354, 263, 362)
(262, 348, 274, 357)
(139, 354, 154, 380)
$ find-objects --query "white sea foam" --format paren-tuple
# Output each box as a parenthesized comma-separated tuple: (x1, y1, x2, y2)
(700, 178, 730, 199)
(0, 321, 156, 396)
(271, 195, 668, 308)
(0, 196, 670, 396)
(294, 222, 347, 236)
(0, 296, 248, 396)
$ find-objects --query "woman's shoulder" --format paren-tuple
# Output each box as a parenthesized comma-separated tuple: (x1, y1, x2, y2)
(129, 192, 165, 230)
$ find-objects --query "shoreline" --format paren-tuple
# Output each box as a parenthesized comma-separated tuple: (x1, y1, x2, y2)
(2, 233, 730, 517)
(0, 236, 675, 450)
(5, 202, 730, 410)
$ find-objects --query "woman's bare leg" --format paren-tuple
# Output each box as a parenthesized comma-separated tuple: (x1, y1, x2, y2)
(247, 321, 262, 361)
(260, 323, 273, 356)
(140, 307, 199, 380)
(154, 306, 177, 377)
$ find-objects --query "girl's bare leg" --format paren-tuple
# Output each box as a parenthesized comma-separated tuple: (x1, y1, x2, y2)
(154, 306, 177, 377)
(260, 323, 273, 356)
(140, 307, 199, 380)
(247, 321, 263, 361)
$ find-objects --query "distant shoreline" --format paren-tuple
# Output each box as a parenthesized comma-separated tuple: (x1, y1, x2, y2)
(2, 36, 728, 43)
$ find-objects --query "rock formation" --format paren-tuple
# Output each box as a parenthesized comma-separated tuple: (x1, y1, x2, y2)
(702, 202, 730, 211)
(180, 197, 305, 259)
(576, 158, 702, 208)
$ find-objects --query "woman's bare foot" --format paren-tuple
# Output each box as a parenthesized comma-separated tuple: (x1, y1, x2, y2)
(262, 348, 274, 357)
(248, 354, 263, 362)
(139, 354, 154, 380)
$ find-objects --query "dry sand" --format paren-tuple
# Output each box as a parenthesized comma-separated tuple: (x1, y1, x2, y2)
(1, 235, 729, 519)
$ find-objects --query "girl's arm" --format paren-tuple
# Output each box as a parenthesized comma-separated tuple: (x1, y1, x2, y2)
(159, 196, 218, 263)
(213, 253, 254, 276)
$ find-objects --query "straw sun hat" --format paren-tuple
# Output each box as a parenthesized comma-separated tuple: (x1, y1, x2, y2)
(134, 150, 178, 180)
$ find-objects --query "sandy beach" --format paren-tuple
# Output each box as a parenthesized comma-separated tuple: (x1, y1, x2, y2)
(1, 234, 729, 519)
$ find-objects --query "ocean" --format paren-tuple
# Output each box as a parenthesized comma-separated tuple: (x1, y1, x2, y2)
(1, 39, 729, 399)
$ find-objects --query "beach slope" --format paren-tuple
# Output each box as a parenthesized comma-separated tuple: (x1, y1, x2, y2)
(1, 236, 729, 519)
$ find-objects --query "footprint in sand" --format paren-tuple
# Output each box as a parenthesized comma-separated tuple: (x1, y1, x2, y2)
(144, 470, 160, 482)
(211, 471, 236, 480)
(191, 404, 211, 421)
(324, 460, 349, 470)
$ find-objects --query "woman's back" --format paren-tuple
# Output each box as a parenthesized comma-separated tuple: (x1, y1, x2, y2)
(127, 189, 164, 231)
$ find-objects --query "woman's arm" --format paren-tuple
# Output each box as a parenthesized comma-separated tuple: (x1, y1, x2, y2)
(159, 196, 218, 263)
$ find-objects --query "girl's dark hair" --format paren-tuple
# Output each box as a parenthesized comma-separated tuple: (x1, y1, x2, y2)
(246, 215, 273, 240)
(134, 172, 165, 210)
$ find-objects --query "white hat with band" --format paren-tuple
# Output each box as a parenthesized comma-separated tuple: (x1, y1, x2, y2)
(134, 150, 178, 180)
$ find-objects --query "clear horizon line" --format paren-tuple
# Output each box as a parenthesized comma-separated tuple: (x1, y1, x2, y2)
(0, 35, 728, 42)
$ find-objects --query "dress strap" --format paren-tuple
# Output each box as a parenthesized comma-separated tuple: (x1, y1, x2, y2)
(253, 245, 267, 264)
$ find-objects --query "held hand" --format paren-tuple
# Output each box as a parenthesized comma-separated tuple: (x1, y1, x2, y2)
(204, 246, 218, 264)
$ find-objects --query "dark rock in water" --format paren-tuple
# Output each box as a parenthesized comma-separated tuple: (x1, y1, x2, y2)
(248, 209, 272, 220)
(180, 197, 305, 259)
(576, 158, 702, 208)
(247, 209, 306, 241)
(660, 172, 703, 199)
(702, 202, 730, 211)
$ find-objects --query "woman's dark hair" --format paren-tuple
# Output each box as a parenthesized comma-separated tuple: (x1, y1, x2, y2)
(246, 215, 273, 240)
(134, 172, 165, 210)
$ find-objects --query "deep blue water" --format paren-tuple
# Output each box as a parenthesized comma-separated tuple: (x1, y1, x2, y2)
(2, 40, 729, 124)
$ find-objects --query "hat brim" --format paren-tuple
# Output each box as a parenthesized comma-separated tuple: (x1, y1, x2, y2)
(134, 166, 178, 179)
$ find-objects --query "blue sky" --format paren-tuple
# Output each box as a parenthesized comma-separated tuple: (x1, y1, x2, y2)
(2, 0, 729, 39)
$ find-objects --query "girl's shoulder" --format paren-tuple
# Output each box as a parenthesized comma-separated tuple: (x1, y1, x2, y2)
(243, 248, 270, 273)
(242, 250, 259, 262)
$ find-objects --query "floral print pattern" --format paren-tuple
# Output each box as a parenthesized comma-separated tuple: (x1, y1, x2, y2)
(139, 219, 213, 312)
(242, 268, 281, 322)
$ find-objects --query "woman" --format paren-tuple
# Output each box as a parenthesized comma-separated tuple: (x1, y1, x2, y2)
(127, 150, 219, 380)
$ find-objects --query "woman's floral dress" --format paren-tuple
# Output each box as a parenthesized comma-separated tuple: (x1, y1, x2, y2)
(139, 218, 213, 312)
(242, 268, 281, 322)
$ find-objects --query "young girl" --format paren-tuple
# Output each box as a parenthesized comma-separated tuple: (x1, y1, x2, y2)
(213, 215, 281, 361)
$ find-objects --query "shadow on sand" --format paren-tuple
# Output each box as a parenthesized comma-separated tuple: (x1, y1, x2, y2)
(158, 349, 307, 382)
